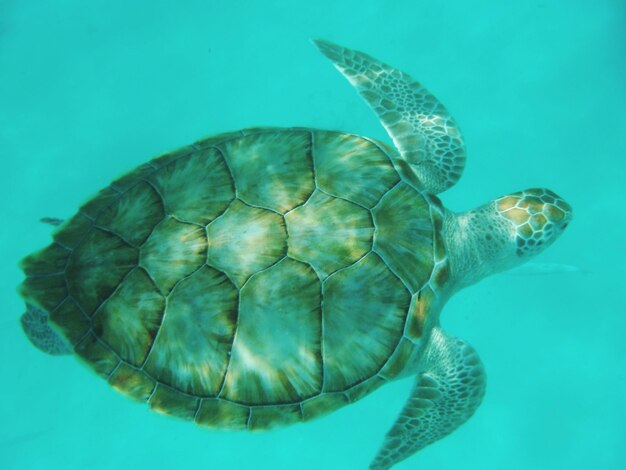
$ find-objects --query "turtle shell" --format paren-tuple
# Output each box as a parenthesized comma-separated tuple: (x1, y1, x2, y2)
(19, 128, 449, 429)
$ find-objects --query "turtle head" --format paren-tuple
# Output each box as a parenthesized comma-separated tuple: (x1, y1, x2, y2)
(495, 188, 572, 257)
(444, 188, 572, 290)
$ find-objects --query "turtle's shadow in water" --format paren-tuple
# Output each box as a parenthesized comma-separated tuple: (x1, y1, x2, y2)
(505, 262, 591, 277)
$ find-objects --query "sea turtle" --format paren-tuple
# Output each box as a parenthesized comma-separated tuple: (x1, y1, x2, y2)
(19, 40, 572, 469)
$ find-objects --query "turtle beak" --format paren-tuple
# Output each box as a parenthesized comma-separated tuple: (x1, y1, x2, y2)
(538, 190, 572, 232)
(547, 194, 572, 230)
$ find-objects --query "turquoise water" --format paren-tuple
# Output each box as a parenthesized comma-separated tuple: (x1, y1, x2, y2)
(2, 1, 625, 469)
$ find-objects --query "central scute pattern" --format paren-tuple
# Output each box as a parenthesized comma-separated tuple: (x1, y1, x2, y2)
(222, 257, 322, 405)
(40, 128, 436, 429)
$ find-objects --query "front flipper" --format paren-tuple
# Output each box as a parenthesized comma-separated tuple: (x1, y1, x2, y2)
(370, 328, 486, 469)
(313, 39, 466, 194)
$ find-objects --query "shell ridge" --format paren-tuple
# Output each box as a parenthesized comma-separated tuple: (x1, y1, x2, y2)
(369, 179, 403, 213)
(137, 177, 167, 214)
(215, 288, 241, 399)
(317, 271, 326, 394)
(320, 248, 372, 286)
(315, 185, 371, 212)
(108, 185, 124, 195)
(310, 129, 321, 191)
(209, 145, 238, 200)
(92, 223, 137, 249)
(67, 298, 93, 349)
(371, 246, 414, 295)
(360, 135, 400, 168)
(136, 263, 204, 374)
(90, 265, 155, 337)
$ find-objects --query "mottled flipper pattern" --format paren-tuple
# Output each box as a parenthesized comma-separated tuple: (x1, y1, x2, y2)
(21, 304, 72, 355)
(371, 328, 485, 469)
(314, 39, 466, 194)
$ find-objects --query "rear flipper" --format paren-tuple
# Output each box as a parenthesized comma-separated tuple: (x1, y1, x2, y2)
(21, 304, 72, 355)
(370, 328, 486, 469)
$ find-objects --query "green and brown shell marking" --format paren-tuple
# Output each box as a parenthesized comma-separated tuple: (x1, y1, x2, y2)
(19, 128, 447, 429)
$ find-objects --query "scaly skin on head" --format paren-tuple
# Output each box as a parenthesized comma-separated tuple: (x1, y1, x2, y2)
(443, 188, 572, 291)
